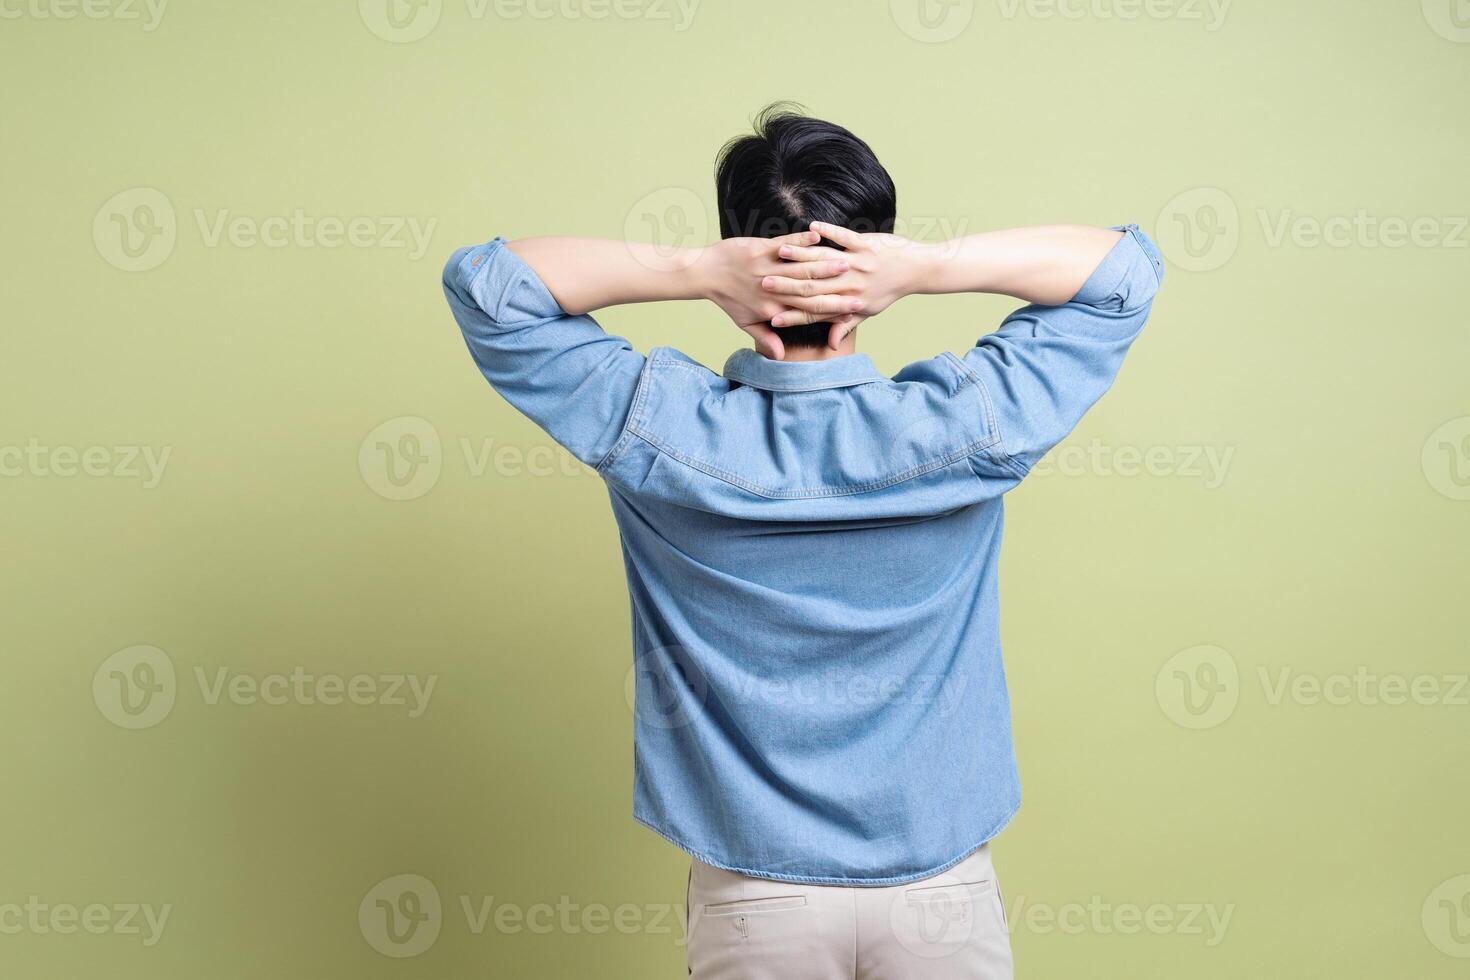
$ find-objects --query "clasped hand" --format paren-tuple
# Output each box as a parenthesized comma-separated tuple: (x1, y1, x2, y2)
(704, 221, 922, 360)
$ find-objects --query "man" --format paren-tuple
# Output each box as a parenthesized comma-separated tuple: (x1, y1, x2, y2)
(442, 105, 1164, 979)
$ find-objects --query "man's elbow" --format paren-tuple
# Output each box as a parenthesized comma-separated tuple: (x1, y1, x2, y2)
(442, 246, 477, 299)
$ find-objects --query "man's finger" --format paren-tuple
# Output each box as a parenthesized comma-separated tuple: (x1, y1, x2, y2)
(771, 258, 850, 281)
(770, 308, 816, 328)
(774, 244, 847, 264)
(827, 314, 865, 350)
(770, 230, 822, 248)
(741, 322, 785, 360)
(785, 293, 864, 315)
(771, 295, 863, 326)
(809, 221, 863, 248)
(761, 269, 852, 294)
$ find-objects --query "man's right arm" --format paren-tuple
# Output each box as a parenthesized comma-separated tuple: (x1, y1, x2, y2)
(908, 225, 1126, 306)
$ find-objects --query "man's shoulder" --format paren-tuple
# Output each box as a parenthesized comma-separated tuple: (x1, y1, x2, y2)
(626, 346, 992, 451)
(645, 346, 719, 373)
(892, 351, 985, 398)
(598, 345, 1005, 503)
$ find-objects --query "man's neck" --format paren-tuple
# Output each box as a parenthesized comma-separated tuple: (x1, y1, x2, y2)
(772, 337, 858, 362)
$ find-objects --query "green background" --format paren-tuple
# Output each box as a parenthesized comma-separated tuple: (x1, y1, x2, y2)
(3, 0, 1468, 976)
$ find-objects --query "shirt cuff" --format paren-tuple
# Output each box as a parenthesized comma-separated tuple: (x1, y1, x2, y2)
(444, 237, 566, 324)
(1069, 224, 1165, 311)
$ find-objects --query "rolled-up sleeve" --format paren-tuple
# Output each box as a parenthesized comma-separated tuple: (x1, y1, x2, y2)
(961, 225, 1164, 477)
(442, 238, 645, 468)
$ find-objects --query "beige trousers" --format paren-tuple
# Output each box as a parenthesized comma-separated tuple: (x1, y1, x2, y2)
(686, 845, 1013, 979)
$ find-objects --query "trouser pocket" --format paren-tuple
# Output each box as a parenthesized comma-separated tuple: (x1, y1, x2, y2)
(687, 863, 846, 980)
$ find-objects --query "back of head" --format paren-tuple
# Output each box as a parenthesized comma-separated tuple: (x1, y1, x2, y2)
(714, 103, 897, 350)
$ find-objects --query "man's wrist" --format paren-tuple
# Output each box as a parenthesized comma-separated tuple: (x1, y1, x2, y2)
(904, 240, 946, 297)
(686, 245, 719, 302)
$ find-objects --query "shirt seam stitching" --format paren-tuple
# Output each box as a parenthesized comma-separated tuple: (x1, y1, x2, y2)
(594, 350, 657, 474)
(654, 358, 714, 375)
(1123, 224, 1165, 287)
(722, 371, 885, 393)
(1086, 231, 1138, 307)
(626, 424, 999, 498)
(942, 352, 1030, 479)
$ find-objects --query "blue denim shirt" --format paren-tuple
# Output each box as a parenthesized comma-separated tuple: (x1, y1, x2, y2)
(443, 227, 1164, 884)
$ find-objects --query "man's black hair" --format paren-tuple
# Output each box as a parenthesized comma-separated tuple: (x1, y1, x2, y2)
(714, 103, 897, 349)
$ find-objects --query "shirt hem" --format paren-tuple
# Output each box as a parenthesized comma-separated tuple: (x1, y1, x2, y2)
(631, 800, 1021, 888)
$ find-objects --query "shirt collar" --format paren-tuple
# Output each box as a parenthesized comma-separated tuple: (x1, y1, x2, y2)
(721, 349, 886, 392)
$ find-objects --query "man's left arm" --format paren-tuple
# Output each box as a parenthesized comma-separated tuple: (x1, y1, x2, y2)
(441, 238, 650, 469)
